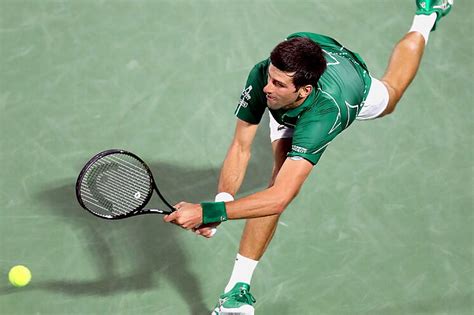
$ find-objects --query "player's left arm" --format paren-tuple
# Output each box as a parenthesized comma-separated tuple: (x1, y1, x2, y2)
(164, 157, 313, 229)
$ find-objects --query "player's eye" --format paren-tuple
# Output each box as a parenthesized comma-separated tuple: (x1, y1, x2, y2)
(274, 81, 285, 88)
(267, 74, 285, 88)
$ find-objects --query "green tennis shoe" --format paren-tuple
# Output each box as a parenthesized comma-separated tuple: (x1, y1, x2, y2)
(211, 282, 256, 315)
(415, 0, 453, 31)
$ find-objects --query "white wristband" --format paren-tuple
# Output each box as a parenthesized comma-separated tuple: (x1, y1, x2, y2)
(206, 192, 233, 237)
(215, 192, 234, 202)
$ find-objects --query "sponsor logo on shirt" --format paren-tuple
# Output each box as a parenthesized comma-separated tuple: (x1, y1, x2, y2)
(238, 85, 252, 108)
(291, 145, 308, 154)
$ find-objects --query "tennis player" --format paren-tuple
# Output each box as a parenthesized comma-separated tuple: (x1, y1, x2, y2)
(164, 1, 453, 314)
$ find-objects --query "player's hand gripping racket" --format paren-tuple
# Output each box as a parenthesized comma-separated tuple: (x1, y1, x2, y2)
(76, 149, 175, 219)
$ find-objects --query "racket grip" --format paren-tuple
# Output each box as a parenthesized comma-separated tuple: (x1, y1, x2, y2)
(149, 208, 173, 215)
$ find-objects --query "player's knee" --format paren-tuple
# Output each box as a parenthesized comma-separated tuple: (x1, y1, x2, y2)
(382, 102, 397, 117)
(378, 80, 401, 117)
(377, 101, 397, 118)
(270, 193, 291, 214)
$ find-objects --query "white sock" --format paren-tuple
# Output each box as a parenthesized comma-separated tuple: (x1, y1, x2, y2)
(224, 254, 259, 293)
(408, 13, 437, 44)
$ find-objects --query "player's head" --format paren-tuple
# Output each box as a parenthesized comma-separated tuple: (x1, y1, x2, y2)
(264, 37, 326, 110)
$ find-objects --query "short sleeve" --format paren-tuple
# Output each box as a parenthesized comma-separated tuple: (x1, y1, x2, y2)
(234, 60, 268, 124)
(287, 102, 342, 165)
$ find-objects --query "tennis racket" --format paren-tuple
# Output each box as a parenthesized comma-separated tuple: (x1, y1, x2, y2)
(76, 149, 175, 219)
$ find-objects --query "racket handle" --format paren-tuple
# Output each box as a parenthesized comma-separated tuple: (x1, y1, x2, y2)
(148, 208, 173, 215)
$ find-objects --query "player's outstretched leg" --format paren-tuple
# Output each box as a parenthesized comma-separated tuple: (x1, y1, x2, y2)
(376, 0, 453, 117)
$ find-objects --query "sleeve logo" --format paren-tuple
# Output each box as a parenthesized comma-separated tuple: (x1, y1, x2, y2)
(238, 85, 253, 108)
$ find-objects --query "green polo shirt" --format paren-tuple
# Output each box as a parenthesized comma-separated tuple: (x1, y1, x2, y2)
(235, 32, 372, 165)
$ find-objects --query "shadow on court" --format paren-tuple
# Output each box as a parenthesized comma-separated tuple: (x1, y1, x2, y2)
(2, 127, 273, 314)
(25, 178, 210, 314)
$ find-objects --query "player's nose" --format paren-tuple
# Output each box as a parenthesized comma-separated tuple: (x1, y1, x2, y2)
(263, 83, 272, 94)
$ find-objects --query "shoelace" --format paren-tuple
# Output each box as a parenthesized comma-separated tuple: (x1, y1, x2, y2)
(236, 288, 256, 305)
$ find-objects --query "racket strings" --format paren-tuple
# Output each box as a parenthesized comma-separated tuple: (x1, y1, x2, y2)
(82, 167, 142, 215)
(79, 153, 152, 218)
(83, 162, 148, 215)
(93, 159, 149, 195)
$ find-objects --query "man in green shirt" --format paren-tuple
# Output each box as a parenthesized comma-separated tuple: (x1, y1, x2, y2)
(233, 31, 373, 166)
(164, 1, 453, 314)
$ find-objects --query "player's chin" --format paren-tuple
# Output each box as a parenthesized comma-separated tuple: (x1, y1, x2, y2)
(266, 101, 280, 110)
(267, 99, 286, 110)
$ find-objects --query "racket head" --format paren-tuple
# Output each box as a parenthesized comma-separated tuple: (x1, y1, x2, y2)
(76, 149, 156, 219)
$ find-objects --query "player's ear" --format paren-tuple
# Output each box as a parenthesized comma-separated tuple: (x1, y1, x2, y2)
(298, 85, 312, 98)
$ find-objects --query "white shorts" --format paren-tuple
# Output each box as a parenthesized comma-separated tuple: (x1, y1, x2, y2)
(356, 76, 390, 120)
(269, 76, 389, 142)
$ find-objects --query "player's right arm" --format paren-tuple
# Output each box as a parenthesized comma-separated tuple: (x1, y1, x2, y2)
(193, 118, 258, 237)
(217, 118, 259, 196)
(217, 59, 268, 197)
(194, 60, 267, 237)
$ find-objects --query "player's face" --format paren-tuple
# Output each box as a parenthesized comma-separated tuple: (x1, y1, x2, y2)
(263, 64, 307, 110)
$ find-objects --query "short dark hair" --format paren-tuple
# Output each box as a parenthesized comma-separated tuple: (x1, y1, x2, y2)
(270, 37, 327, 90)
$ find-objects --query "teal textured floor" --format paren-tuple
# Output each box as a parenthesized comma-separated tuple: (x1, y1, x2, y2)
(0, 1, 472, 314)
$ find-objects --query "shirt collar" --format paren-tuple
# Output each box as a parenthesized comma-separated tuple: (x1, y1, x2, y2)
(282, 88, 318, 118)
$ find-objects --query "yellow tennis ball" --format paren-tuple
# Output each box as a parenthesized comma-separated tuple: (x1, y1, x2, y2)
(8, 265, 32, 287)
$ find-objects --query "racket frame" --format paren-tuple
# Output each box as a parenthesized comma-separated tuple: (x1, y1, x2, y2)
(76, 149, 175, 219)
